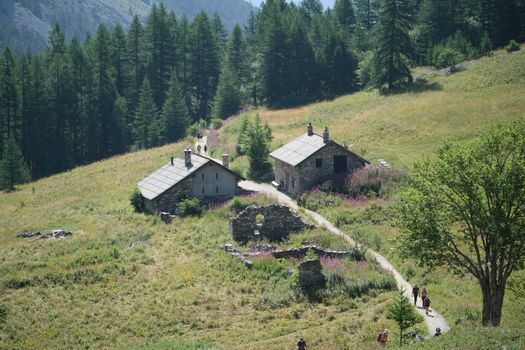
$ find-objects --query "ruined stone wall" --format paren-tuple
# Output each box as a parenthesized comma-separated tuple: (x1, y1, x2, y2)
(271, 246, 351, 260)
(229, 204, 314, 243)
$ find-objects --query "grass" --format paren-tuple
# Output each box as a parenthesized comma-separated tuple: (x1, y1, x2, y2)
(221, 46, 525, 169)
(1, 46, 525, 349)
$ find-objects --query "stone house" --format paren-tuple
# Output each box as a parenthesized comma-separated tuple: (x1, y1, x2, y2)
(270, 123, 369, 197)
(138, 149, 244, 213)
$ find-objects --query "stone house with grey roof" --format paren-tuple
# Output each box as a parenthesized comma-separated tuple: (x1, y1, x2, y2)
(138, 149, 244, 214)
(270, 123, 369, 197)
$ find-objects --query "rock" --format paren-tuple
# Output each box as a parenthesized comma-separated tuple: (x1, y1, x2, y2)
(16, 230, 73, 240)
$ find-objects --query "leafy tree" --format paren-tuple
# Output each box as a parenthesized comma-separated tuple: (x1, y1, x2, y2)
(372, 0, 413, 89)
(247, 114, 271, 176)
(0, 135, 30, 191)
(397, 120, 525, 326)
(162, 72, 189, 142)
(386, 291, 423, 346)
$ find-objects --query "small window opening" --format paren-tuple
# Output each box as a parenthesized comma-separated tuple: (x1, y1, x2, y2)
(202, 173, 205, 180)
(202, 187, 205, 194)
(216, 186, 219, 194)
(316, 159, 323, 168)
(216, 172, 219, 180)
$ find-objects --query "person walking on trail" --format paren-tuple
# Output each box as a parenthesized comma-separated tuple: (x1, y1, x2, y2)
(412, 285, 420, 306)
(297, 337, 307, 350)
(377, 329, 389, 348)
(423, 296, 431, 316)
(421, 287, 428, 301)
(434, 328, 442, 336)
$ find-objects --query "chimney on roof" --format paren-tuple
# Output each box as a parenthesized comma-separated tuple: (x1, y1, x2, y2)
(184, 148, 192, 167)
(170, 156, 174, 166)
(307, 122, 313, 136)
(222, 154, 230, 169)
(323, 127, 329, 144)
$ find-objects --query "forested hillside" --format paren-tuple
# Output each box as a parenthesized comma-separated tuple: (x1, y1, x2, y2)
(0, 0, 255, 53)
(0, 0, 524, 189)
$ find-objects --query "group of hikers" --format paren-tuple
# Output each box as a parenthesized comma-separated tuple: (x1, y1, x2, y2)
(296, 285, 441, 349)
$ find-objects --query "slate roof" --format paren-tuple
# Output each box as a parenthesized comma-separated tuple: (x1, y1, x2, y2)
(138, 154, 242, 200)
(270, 132, 369, 167)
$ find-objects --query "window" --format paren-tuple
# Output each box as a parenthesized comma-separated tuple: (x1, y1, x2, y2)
(216, 172, 219, 180)
(202, 187, 205, 194)
(202, 173, 205, 181)
(316, 159, 323, 168)
(216, 186, 219, 194)
(292, 179, 295, 188)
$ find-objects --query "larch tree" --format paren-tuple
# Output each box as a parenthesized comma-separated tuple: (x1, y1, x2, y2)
(162, 72, 189, 142)
(386, 291, 423, 346)
(0, 135, 29, 191)
(372, 0, 413, 90)
(397, 119, 525, 327)
(133, 78, 158, 149)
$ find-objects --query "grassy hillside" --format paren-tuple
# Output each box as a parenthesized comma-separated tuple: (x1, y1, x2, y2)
(219, 46, 525, 170)
(1, 47, 525, 349)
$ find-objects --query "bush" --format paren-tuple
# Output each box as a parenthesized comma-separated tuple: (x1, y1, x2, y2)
(347, 166, 408, 199)
(211, 117, 223, 130)
(298, 190, 343, 211)
(177, 198, 203, 217)
(505, 40, 521, 52)
(0, 303, 7, 325)
(432, 46, 465, 68)
(130, 188, 145, 213)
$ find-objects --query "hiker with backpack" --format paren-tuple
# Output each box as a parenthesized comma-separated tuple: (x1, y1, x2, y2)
(423, 295, 431, 316)
(296, 337, 308, 350)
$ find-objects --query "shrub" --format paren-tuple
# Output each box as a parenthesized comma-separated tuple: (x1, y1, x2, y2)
(505, 40, 521, 52)
(130, 188, 145, 213)
(298, 190, 343, 210)
(347, 166, 408, 199)
(432, 47, 465, 69)
(0, 303, 7, 325)
(177, 198, 203, 217)
(211, 117, 223, 130)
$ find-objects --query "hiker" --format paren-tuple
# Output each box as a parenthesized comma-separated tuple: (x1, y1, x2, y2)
(423, 295, 431, 316)
(412, 285, 420, 306)
(297, 337, 307, 350)
(411, 333, 422, 344)
(434, 328, 442, 337)
(421, 288, 428, 301)
(377, 329, 389, 348)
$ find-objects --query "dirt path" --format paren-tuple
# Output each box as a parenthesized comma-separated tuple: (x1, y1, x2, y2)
(239, 180, 450, 336)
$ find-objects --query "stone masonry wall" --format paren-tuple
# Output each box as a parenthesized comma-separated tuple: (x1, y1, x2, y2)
(229, 204, 314, 243)
(145, 177, 193, 214)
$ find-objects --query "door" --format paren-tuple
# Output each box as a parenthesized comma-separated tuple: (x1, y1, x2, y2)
(333, 155, 348, 174)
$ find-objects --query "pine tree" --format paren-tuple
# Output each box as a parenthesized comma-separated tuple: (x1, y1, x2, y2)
(161, 72, 189, 143)
(213, 64, 241, 119)
(127, 15, 145, 112)
(227, 24, 249, 86)
(386, 291, 423, 346)
(110, 25, 130, 98)
(133, 79, 158, 149)
(299, 0, 323, 23)
(334, 0, 356, 35)
(0, 48, 19, 157)
(247, 114, 271, 176)
(189, 11, 220, 120)
(372, 0, 413, 90)
(0, 135, 29, 191)
(236, 114, 251, 155)
(212, 13, 228, 55)
(355, 0, 379, 30)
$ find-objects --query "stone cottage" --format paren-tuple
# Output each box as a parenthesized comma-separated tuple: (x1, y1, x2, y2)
(138, 149, 244, 213)
(270, 123, 369, 197)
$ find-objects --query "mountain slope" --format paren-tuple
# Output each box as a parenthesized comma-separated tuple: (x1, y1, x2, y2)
(0, 0, 255, 53)
(0, 47, 524, 349)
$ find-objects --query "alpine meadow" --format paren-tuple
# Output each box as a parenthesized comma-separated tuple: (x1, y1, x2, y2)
(1, 0, 525, 349)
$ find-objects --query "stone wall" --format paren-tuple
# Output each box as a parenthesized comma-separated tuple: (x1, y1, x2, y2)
(271, 246, 351, 260)
(144, 176, 193, 214)
(298, 259, 326, 293)
(229, 204, 314, 243)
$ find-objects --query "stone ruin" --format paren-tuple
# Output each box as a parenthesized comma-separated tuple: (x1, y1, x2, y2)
(16, 229, 73, 240)
(229, 204, 314, 243)
(298, 259, 326, 293)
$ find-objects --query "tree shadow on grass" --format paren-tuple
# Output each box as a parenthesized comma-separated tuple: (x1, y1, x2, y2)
(380, 79, 443, 96)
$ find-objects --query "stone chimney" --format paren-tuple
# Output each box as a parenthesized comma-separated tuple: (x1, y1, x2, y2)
(170, 156, 174, 166)
(184, 148, 192, 167)
(222, 154, 230, 169)
(307, 122, 313, 136)
(323, 127, 329, 144)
